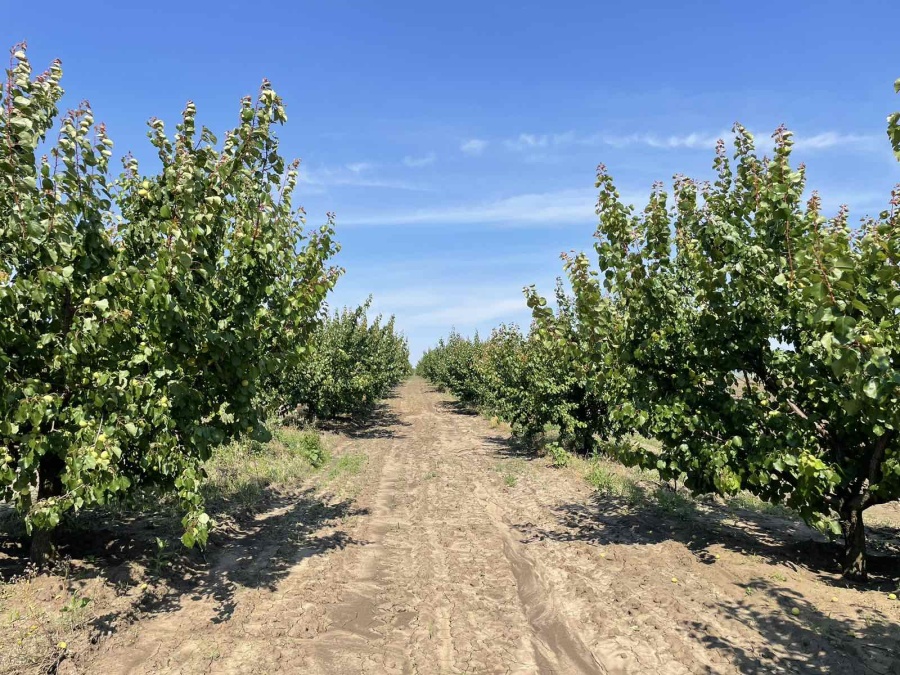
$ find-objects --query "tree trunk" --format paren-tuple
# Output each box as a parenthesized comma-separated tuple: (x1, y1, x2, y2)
(29, 452, 64, 566)
(29, 528, 55, 566)
(840, 505, 867, 581)
(570, 428, 592, 456)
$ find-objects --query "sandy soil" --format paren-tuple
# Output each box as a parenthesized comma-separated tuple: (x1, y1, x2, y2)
(3, 377, 900, 674)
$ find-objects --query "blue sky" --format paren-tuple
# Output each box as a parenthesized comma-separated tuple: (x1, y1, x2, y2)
(6, 1, 900, 359)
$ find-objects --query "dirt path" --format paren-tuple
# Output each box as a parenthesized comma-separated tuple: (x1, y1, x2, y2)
(77, 378, 899, 674)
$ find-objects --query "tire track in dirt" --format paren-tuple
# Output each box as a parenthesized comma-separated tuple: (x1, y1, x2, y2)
(480, 497, 607, 674)
(82, 377, 893, 675)
(87, 378, 617, 674)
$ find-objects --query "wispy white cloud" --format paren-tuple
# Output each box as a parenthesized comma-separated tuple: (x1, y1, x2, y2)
(791, 132, 879, 151)
(504, 130, 725, 151)
(350, 251, 559, 279)
(299, 163, 427, 191)
(403, 297, 528, 328)
(504, 132, 574, 151)
(460, 138, 488, 155)
(345, 162, 372, 174)
(600, 131, 726, 150)
(368, 288, 449, 311)
(402, 153, 436, 168)
(340, 188, 610, 227)
(501, 129, 879, 153)
(362, 285, 538, 357)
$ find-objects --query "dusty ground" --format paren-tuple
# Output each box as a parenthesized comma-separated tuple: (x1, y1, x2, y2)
(2, 377, 900, 674)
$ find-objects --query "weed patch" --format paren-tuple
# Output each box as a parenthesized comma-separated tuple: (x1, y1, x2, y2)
(328, 453, 367, 480)
(204, 426, 328, 511)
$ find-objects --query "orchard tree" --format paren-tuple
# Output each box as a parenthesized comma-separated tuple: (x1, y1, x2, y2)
(0, 44, 340, 562)
(565, 94, 899, 578)
(417, 330, 486, 404)
(473, 325, 533, 430)
(525, 278, 621, 454)
(278, 297, 411, 419)
(417, 292, 616, 456)
(889, 78, 900, 158)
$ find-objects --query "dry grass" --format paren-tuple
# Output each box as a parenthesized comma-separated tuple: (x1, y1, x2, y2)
(0, 424, 333, 675)
(0, 559, 119, 675)
(567, 448, 798, 522)
(203, 426, 328, 511)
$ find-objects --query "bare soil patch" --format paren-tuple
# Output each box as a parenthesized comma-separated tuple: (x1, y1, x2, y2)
(2, 378, 899, 673)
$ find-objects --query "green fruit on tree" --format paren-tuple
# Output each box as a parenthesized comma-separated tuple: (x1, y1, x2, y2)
(537, 88, 900, 583)
(280, 298, 411, 420)
(0, 45, 340, 563)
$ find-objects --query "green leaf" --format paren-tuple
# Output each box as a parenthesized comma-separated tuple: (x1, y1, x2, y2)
(1, 62, 340, 552)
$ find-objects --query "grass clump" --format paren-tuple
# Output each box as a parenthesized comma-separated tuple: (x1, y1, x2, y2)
(328, 453, 367, 480)
(494, 458, 528, 488)
(580, 453, 792, 525)
(274, 426, 330, 468)
(651, 485, 695, 518)
(583, 460, 646, 505)
(544, 442, 572, 468)
(726, 492, 794, 518)
(204, 426, 328, 510)
(0, 566, 96, 675)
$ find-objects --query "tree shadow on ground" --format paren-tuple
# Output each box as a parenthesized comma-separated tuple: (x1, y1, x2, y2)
(481, 433, 546, 460)
(436, 400, 479, 416)
(419, 382, 479, 416)
(477, 430, 900, 673)
(533, 488, 900, 579)
(0, 483, 367, 636)
(318, 401, 410, 439)
(474, 428, 900, 582)
(689, 577, 900, 674)
(516, 475, 900, 672)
